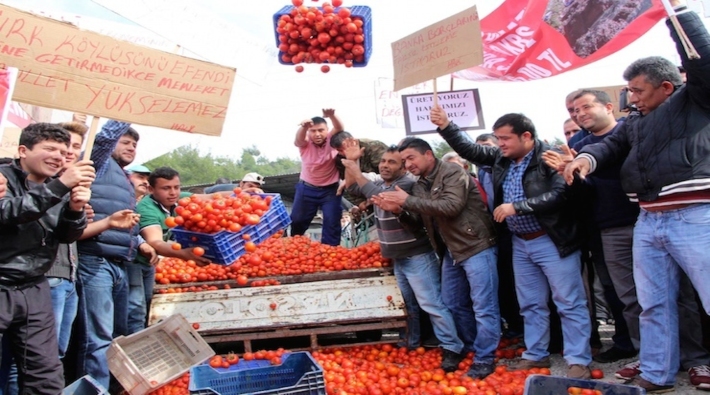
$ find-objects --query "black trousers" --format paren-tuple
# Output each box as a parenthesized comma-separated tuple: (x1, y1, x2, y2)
(0, 279, 63, 394)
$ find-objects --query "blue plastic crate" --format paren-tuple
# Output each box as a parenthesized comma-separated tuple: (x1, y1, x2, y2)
(171, 194, 290, 265)
(273, 5, 372, 67)
(524, 375, 645, 395)
(63, 375, 108, 395)
(189, 352, 325, 395)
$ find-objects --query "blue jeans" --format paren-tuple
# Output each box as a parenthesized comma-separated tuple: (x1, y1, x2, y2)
(75, 255, 129, 389)
(394, 251, 464, 353)
(441, 247, 500, 363)
(49, 277, 79, 358)
(633, 204, 710, 386)
(512, 234, 591, 366)
(290, 182, 342, 246)
(126, 262, 155, 334)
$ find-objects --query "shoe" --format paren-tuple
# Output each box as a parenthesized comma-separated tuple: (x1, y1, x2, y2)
(593, 346, 638, 363)
(626, 377, 674, 393)
(441, 349, 464, 373)
(689, 365, 710, 390)
(510, 357, 551, 370)
(423, 336, 441, 348)
(615, 360, 641, 380)
(466, 362, 495, 379)
(567, 364, 591, 379)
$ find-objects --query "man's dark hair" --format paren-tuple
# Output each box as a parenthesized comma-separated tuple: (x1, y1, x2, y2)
(215, 177, 231, 185)
(476, 133, 498, 143)
(398, 137, 433, 155)
(311, 116, 327, 125)
(19, 123, 70, 150)
(492, 113, 537, 138)
(386, 145, 400, 154)
(122, 127, 140, 142)
(573, 89, 612, 105)
(149, 166, 180, 187)
(623, 56, 683, 87)
(330, 131, 353, 149)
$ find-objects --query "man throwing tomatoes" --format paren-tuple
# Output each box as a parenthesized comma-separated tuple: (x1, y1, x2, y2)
(290, 109, 344, 246)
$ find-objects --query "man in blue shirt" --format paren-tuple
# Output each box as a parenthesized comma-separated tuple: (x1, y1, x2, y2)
(433, 108, 592, 379)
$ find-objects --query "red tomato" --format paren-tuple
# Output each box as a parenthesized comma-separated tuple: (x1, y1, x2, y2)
(590, 369, 604, 379)
(292, 0, 303, 6)
(295, 65, 304, 73)
(192, 322, 200, 330)
(192, 247, 205, 257)
(321, 65, 330, 73)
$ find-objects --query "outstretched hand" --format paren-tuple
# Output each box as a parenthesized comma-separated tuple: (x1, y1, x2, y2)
(322, 108, 336, 118)
(378, 185, 409, 206)
(542, 145, 577, 174)
(563, 158, 591, 185)
(342, 138, 364, 161)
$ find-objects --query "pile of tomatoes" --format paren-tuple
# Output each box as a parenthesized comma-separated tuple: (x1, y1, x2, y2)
(154, 236, 389, 291)
(149, 372, 189, 395)
(165, 189, 272, 234)
(277, 0, 367, 70)
(568, 387, 603, 395)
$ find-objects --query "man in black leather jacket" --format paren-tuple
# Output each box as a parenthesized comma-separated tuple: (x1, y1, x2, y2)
(432, 107, 592, 379)
(0, 123, 93, 393)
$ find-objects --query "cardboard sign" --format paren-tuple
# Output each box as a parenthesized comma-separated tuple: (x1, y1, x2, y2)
(0, 127, 20, 159)
(587, 85, 627, 119)
(402, 89, 485, 135)
(0, 4, 236, 136)
(391, 6, 483, 91)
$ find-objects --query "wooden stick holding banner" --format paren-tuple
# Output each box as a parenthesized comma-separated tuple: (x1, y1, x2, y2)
(433, 79, 438, 107)
(661, 0, 701, 59)
(82, 115, 100, 161)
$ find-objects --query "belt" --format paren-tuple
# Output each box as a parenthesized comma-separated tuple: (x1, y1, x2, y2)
(516, 229, 546, 241)
(0, 276, 45, 290)
(641, 203, 697, 212)
(301, 180, 339, 189)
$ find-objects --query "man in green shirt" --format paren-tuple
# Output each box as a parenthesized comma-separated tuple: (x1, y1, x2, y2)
(127, 167, 210, 333)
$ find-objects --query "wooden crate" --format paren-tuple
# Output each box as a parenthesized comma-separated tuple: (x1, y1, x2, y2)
(149, 275, 406, 350)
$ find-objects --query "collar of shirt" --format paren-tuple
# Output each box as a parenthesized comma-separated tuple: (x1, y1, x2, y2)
(149, 195, 176, 215)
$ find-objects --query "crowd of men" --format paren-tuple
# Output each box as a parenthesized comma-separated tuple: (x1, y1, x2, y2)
(0, 1, 709, 394)
(292, 3, 710, 393)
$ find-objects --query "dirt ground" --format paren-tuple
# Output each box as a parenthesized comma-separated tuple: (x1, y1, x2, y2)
(519, 323, 708, 394)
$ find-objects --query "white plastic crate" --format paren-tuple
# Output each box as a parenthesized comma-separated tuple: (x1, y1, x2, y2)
(107, 314, 214, 395)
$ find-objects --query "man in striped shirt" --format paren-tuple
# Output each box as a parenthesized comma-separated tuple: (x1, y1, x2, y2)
(564, 2, 710, 391)
(342, 142, 465, 373)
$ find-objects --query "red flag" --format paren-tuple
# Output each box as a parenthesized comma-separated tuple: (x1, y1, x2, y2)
(454, 0, 666, 81)
(0, 68, 19, 130)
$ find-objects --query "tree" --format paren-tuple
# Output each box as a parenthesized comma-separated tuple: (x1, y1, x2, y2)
(144, 145, 301, 185)
(431, 140, 453, 158)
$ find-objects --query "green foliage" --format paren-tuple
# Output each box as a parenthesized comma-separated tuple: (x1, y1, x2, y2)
(144, 144, 301, 186)
(431, 140, 453, 159)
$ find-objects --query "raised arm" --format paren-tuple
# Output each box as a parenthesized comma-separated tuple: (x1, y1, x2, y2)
(431, 106, 499, 166)
(671, 6, 710, 106)
(90, 120, 131, 178)
(294, 119, 312, 148)
(323, 108, 344, 137)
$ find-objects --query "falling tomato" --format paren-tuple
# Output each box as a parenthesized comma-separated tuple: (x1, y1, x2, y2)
(295, 65, 304, 73)
(321, 65, 330, 73)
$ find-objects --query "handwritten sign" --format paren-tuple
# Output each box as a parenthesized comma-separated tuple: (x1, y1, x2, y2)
(391, 6, 483, 91)
(374, 77, 434, 129)
(0, 126, 20, 158)
(587, 85, 627, 119)
(401, 89, 485, 135)
(0, 4, 236, 136)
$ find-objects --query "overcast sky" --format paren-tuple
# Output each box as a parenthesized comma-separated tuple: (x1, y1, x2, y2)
(4, 0, 709, 164)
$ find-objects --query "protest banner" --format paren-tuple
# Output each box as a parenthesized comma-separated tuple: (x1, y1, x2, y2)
(401, 89, 484, 136)
(0, 68, 18, 133)
(391, 6, 483, 91)
(0, 126, 20, 158)
(454, 0, 667, 82)
(0, 4, 236, 136)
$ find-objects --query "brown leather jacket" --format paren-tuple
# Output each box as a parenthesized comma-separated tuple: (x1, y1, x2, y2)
(402, 159, 496, 262)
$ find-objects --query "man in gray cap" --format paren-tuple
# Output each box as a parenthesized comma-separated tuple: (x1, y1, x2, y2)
(125, 164, 151, 200)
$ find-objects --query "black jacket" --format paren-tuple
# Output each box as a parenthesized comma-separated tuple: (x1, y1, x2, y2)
(579, 12, 710, 202)
(438, 123, 579, 257)
(0, 160, 87, 286)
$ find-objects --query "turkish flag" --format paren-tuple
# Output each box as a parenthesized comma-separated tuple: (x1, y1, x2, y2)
(454, 0, 666, 81)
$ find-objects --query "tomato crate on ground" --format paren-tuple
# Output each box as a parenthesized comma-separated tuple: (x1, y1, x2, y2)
(524, 375, 644, 395)
(107, 314, 215, 395)
(272, 5, 372, 66)
(171, 194, 290, 265)
(189, 352, 325, 395)
(63, 375, 108, 395)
